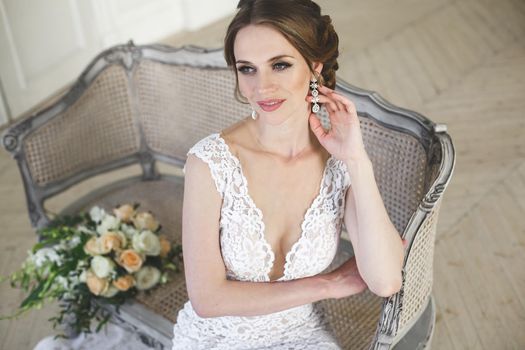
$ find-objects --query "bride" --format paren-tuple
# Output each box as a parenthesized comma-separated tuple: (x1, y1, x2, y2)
(172, 0, 405, 349)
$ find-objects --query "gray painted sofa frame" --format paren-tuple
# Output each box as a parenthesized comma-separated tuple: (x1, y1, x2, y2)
(1, 41, 455, 350)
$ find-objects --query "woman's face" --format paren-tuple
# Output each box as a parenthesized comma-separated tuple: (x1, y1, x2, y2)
(234, 24, 322, 125)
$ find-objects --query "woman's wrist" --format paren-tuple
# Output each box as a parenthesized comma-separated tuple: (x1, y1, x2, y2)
(343, 154, 372, 174)
(312, 272, 334, 299)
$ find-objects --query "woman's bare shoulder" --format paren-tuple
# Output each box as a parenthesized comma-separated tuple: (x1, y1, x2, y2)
(220, 117, 253, 153)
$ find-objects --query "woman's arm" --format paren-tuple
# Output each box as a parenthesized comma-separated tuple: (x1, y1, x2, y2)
(198, 276, 330, 318)
(183, 154, 363, 318)
(343, 156, 404, 297)
(307, 85, 404, 298)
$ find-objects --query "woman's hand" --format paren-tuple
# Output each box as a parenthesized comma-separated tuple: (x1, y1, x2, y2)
(307, 85, 368, 163)
(321, 257, 368, 299)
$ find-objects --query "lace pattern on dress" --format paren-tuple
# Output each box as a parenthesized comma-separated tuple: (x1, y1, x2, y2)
(174, 133, 351, 349)
(186, 133, 351, 283)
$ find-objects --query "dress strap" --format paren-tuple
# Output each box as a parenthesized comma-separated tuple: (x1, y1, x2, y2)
(183, 133, 231, 198)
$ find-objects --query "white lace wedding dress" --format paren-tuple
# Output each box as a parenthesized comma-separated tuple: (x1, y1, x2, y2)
(172, 133, 351, 350)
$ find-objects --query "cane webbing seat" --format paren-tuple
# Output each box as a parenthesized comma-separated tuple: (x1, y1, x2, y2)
(1, 42, 455, 350)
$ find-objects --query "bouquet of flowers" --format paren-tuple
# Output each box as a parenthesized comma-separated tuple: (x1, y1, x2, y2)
(0, 203, 183, 337)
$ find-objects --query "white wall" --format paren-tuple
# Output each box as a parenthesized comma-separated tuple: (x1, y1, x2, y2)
(181, 0, 238, 31)
(0, 0, 238, 127)
(91, 0, 186, 47)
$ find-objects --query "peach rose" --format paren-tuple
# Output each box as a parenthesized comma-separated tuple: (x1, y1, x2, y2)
(84, 237, 103, 256)
(100, 231, 125, 252)
(159, 236, 171, 258)
(132, 211, 159, 232)
(86, 270, 109, 296)
(112, 274, 135, 292)
(113, 204, 136, 223)
(117, 249, 144, 273)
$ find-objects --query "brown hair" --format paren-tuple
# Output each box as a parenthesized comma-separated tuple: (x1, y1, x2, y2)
(224, 0, 339, 103)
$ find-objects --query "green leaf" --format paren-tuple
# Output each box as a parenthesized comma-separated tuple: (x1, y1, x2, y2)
(95, 312, 112, 333)
(20, 281, 47, 309)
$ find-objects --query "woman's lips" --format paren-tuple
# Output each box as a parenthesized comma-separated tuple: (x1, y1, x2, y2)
(257, 99, 286, 112)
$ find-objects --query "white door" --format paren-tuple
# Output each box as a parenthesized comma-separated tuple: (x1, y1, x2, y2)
(0, 0, 236, 127)
(0, 0, 102, 121)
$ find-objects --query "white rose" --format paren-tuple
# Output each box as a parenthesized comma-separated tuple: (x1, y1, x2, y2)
(89, 206, 106, 223)
(132, 231, 161, 256)
(100, 285, 119, 298)
(134, 266, 161, 290)
(96, 214, 121, 235)
(79, 269, 87, 283)
(91, 256, 115, 279)
(132, 212, 159, 232)
(121, 224, 139, 240)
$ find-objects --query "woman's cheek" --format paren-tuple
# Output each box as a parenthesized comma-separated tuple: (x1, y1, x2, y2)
(287, 71, 310, 95)
(238, 77, 254, 100)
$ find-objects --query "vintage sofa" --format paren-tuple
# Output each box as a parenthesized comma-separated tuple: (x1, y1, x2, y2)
(1, 41, 455, 349)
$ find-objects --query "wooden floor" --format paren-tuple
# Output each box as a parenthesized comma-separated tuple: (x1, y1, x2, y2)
(1, 0, 524, 348)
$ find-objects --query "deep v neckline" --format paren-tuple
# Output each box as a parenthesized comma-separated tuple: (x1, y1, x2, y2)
(215, 133, 333, 282)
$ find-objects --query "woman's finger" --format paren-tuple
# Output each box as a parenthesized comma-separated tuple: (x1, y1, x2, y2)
(318, 85, 336, 94)
(311, 94, 339, 113)
(317, 85, 356, 111)
(323, 99, 339, 115)
(332, 98, 345, 114)
(308, 95, 345, 118)
(307, 94, 338, 109)
(329, 92, 357, 114)
(308, 113, 328, 141)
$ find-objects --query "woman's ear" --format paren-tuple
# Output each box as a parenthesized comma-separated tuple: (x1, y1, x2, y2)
(312, 62, 324, 78)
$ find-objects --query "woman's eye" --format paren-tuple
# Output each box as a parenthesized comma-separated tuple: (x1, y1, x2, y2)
(237, 66, 255, 74)
(274, 62, 291, 71)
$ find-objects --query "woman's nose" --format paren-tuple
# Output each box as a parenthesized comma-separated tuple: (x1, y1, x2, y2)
(256, 73, 277, 95)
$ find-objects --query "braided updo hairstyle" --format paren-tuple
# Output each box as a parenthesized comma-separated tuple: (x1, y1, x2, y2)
(224, 0, 339, 103)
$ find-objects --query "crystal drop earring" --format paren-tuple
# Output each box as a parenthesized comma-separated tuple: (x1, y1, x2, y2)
(310, 78, 320, 113)
(251, 108, 258, 120)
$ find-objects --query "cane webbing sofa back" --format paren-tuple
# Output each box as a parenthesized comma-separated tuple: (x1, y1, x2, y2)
(134, 61, 251, 161)
(399, 199, 440, 329)
(24, 65, 139, 187)
(357, 118, 427, 233)
(1, 43, 455, 350)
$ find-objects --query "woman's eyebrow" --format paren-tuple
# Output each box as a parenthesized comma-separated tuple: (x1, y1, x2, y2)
(235, 55, 294, 64)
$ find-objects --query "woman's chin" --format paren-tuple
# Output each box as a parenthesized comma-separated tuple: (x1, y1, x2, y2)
(256, 108, 310, 126)
(256, 113, 292, 126)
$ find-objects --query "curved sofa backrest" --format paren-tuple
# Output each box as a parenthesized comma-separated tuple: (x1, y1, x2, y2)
(1, 42, 453, 237)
